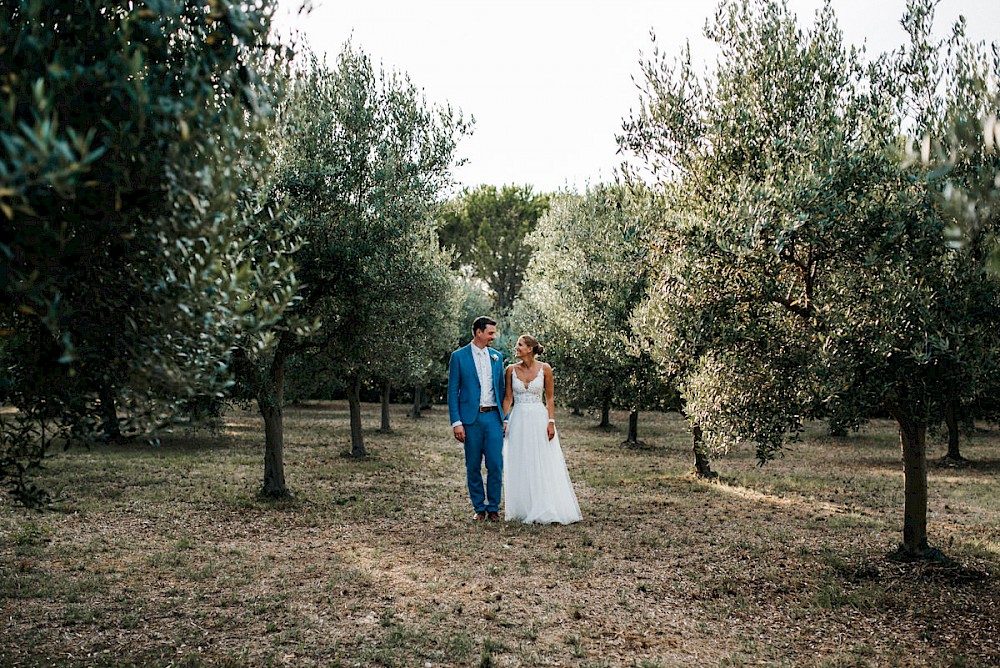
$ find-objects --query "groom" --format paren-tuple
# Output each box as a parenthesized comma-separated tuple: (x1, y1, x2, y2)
(448, 316, 506, 522)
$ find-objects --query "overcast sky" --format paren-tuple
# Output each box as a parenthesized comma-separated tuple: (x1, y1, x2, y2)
(275, 1, 1000, 193)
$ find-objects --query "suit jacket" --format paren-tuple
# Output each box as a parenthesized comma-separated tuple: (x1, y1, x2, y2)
(447, 344, 506, 425)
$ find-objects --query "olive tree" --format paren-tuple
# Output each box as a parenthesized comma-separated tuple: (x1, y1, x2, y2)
(240, 44, 470, 494)
(374, 242, 464, 433)
(915, 28, 1000, 461)
(513, 185, 670, 443)
(622, 0, 1000, 558)
(0, 0, 298, 502)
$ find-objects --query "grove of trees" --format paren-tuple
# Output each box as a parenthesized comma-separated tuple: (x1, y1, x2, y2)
(1, 4, 471, 501)
(3, 0, 998, 565)
(512, 185, 671, 443)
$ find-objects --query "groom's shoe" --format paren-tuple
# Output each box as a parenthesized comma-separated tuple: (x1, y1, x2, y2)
(487, 511, 501, 522)
(473, 511, 487, 521)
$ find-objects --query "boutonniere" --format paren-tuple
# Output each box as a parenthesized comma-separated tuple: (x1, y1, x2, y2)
(490, 353, 499, 362)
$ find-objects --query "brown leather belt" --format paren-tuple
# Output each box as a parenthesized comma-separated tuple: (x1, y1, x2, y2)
(479, 406, 498, 412)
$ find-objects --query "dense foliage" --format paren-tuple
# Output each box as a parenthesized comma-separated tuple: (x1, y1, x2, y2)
(0, 0, 298, 503)
(513, 185, 670, 439)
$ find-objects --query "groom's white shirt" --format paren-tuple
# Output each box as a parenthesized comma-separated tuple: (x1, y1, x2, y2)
(473, 344, 496, 407)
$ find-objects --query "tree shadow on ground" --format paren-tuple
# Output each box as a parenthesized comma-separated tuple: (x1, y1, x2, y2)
(931, 457, 1000, 473)
(840, 557, 995, 584)
(81, 433, 235, 456)
(589, 424, 621, 433)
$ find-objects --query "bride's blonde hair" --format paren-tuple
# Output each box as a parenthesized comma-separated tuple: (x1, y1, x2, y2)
(520, 334, 544, 356)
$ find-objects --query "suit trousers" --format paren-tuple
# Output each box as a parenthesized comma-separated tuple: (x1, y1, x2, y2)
(463, 410, 504, 513)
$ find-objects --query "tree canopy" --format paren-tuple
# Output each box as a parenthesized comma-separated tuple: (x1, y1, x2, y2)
(513, 185, 669, 438)
(439, 184, 549, 311)
(622, 0, 1000, 558)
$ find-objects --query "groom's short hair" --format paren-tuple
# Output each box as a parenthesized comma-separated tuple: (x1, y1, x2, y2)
(472, 316, 496, 334)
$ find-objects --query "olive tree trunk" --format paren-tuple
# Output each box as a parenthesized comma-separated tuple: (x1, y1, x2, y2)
(380, 380, 392, 433)
(692, 422, 716, 479)
(258, 337, 290, 497)
(410, 384, 422, 418)
(598, 391, 611, 428)
(890, 408, 932, 558)
(622, 410, 640, 445)
(348, 374, 367, 457)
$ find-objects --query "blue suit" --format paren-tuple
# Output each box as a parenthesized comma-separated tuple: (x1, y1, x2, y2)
(448, 344, 506, 514)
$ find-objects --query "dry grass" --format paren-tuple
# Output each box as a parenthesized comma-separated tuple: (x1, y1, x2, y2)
(1, 403, 998, 667)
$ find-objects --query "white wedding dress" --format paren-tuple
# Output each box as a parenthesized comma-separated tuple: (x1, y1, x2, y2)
(503, 370, 582, 524)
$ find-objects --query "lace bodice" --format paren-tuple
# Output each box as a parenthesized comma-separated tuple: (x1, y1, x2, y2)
(512, 368, 545, 405)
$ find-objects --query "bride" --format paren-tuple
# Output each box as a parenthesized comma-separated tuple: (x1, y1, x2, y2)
(501, 334, 582, 524)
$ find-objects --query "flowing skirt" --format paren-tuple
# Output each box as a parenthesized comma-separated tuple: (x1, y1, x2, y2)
(503, 403, 582, 524)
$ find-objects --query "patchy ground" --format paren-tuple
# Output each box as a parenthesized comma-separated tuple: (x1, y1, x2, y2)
(1, 403, 998, 667)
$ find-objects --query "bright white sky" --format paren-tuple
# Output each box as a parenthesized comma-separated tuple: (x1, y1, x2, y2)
(275, 1, 1000, 194)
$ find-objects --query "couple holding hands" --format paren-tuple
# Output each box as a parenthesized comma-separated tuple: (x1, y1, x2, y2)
(448, 316, 582, 524)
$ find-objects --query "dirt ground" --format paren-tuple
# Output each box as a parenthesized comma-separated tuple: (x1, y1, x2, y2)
(1, 402, 998, 667)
